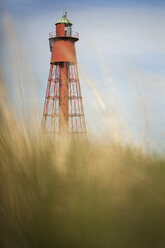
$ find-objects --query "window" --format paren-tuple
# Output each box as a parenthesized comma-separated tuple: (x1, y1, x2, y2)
(65, 25, 72, 36)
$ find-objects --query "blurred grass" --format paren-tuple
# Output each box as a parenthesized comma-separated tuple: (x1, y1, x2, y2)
(1, 77, 165, 248)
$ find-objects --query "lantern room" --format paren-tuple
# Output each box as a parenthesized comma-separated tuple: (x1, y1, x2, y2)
(56, 12, 72, 37)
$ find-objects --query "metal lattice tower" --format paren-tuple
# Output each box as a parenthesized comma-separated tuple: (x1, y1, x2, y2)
(42, 12, 87, 138)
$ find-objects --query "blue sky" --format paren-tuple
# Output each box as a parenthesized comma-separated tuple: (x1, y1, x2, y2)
(3, 0, 165, 20)
(4, 0, 165, 9)
(1, 0, 165, 151)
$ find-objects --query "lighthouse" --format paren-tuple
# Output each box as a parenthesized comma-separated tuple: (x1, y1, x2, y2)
(42, 12, 87, 138)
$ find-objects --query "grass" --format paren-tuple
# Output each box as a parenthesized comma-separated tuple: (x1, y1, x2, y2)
(1, 79, 165, 248)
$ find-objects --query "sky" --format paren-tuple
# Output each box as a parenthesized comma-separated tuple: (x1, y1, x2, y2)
(1, 0, 165, 152)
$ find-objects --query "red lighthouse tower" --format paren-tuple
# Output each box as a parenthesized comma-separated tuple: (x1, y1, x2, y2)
(42, 13, 87, 137)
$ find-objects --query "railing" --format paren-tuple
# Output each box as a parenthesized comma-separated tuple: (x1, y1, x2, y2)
(49, 31, 79, 40)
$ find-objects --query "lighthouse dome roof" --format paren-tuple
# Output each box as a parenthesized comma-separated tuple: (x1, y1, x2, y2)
(56, 13, 72, 26)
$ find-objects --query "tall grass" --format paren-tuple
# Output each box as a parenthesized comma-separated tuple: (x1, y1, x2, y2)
(1, 76, 165, 248)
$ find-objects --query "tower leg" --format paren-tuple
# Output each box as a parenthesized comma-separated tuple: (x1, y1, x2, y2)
(59, 62, 68, 135)
(42, 63, 87, 138)
(42, 64, 53, 132)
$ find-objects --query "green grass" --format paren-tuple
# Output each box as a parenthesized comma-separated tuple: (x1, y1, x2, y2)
(1, 82, 165, 248)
